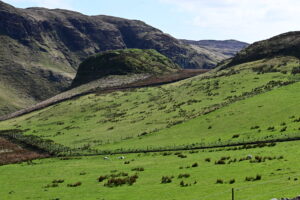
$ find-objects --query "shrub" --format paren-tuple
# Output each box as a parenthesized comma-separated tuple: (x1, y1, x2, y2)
(177, 154, 187, 158)
(111, 172, 128, 178)
(291, 66, 300, 74)
(216, 179, 224, 184)
(232, 134, 240, 138)
(267, 126, 275, 131)
(161, 176, 173, 184)
(229, 179, 235, 184)
(205, 158, 211, 162)
(132, 167, 144, 172)
(215, 160, 226, 165)
(245, 175, 262, 182)
(45, 183, 59, 188)
(52, 179, 64, 184)
(251, 125, 260, 130)
(280, 126, 287, 132)
(178, 174, 190, 179)
(255, 174, 262, 180)
(191, 163, 198, 168)
(293, 117, 300, 122)
(67, 182, 82, 187)
(98, 175, 108, 182)
(221, 156, 230, 160)
(180, 180, 188, 187)
(124, 161, 130, 164)
(104, 174, 138, 187)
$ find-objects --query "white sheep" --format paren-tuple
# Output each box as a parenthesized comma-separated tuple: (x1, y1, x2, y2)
(104, 156, 109, 160)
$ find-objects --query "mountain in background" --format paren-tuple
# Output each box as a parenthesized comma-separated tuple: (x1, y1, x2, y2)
(181, 39, 249, 60)
(0, 1, 247, 116)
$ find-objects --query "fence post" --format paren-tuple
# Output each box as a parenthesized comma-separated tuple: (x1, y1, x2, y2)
(232, 188, 235, 200)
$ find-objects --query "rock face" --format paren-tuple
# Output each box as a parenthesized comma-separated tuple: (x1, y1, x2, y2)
(71, 49, 180, 87)
(224, 32, 300, 67)
(0, 1, 223, 116)
(181, 39, 248, 58)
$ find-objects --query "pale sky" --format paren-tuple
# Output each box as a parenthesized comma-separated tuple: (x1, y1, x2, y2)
(3, 0, 300, 43)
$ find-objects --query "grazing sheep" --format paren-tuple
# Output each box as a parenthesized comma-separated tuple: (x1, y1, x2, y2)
(118, 156, 125, 159)
(247, 155, 253, 159)
(104, 156, 109, 160)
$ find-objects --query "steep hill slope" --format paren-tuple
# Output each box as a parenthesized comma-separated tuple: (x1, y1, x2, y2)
(0, 1, 220, 116)
(71, 49, 180, 87)
(181, 39, 248, 59)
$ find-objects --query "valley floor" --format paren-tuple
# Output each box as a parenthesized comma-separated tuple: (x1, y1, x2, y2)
(0, 140, 299, 200)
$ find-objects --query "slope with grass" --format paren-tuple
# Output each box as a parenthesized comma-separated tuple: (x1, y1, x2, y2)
(1, 56, 300, 154)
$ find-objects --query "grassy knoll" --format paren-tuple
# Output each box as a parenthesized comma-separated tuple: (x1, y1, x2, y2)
(0, 141, 299, 200)
(72, 49, 180, 87)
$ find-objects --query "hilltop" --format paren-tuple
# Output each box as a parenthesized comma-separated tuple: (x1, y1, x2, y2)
(71, 49, 180, 87)
(222, 31, 300, 68)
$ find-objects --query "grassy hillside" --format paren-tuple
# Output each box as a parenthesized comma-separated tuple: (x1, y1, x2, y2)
(1, 56, 300, 154)
(72, 49, 180, 87)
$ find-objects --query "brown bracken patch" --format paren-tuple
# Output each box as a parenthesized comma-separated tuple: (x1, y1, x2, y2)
(0, 137, 49, 165)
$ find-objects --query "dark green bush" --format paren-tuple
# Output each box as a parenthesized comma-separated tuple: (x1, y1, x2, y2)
(161, 176, 173, 184)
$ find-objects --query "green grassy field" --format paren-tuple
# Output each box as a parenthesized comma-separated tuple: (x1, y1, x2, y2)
(1, 141, 300, 200)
